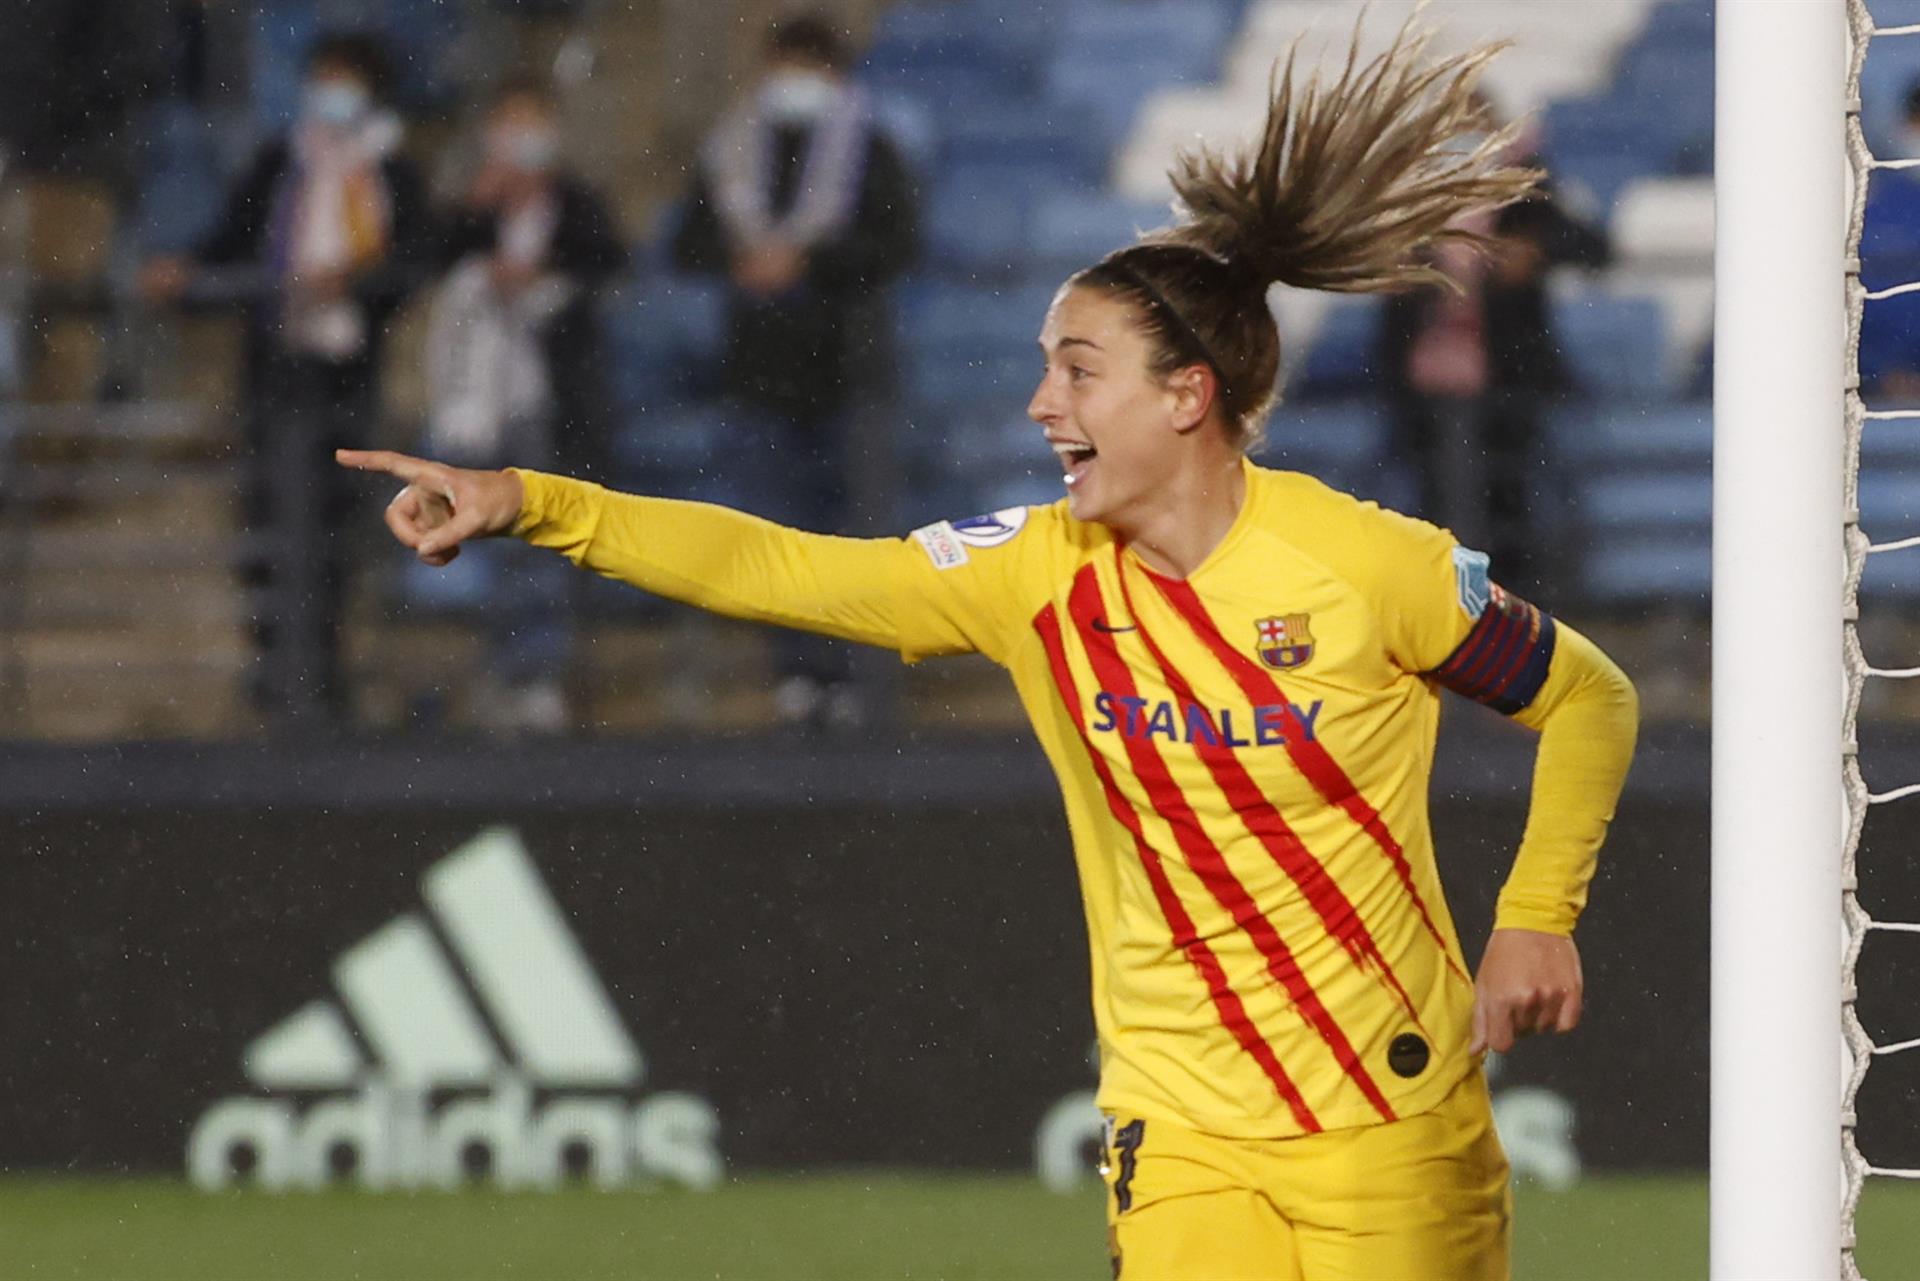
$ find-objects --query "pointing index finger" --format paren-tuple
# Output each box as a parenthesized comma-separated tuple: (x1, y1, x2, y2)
(336, 448, 433, 485)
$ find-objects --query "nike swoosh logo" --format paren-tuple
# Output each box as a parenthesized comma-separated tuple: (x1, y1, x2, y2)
(1091, 619, 1136, 634)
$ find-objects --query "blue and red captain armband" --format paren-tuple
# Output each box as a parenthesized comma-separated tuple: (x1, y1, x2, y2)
(1430, 583, 1558, 715)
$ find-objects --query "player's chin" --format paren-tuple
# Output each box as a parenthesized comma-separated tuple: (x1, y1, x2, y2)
(1063, 467, 1104, 521)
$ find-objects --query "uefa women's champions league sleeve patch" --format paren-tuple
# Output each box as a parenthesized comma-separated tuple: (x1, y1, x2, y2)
(910, 507, 1029, 570)
(1452, 546, 1493, 619)
(1431, 579, 1559, 715)
(949, 507, 1028, 548)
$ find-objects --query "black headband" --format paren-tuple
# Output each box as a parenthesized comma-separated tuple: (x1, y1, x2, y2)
(1100, 260, 1233, 408)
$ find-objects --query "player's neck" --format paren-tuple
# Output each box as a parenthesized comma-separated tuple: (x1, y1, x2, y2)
(1119, 454, 1247, 580)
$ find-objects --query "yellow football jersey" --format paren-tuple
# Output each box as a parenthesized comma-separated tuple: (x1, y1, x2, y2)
(506, 458, 1637, 1141)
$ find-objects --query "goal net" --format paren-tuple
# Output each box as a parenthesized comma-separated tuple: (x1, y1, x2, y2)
(1843, 3, 1920, 1279)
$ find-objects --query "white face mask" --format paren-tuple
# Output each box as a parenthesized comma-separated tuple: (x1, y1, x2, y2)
(759, 70, 837, 123)
(491, 126, 561, 172)
(305, 81, 370, 130)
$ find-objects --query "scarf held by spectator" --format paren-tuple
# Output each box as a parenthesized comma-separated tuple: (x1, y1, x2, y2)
(702, 76, 870, 250)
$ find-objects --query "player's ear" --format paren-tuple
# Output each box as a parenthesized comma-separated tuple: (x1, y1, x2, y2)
(1165, 363, 1216, 434)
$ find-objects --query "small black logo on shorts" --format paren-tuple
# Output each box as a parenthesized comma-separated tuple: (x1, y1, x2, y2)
(1387, 1033, 1430, 1078)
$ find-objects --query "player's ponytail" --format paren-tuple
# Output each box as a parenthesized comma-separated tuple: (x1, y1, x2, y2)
(1071, 15, 1542, 450)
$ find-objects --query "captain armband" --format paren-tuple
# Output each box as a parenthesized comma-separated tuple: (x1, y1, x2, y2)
(1429, 583, 1558, 715)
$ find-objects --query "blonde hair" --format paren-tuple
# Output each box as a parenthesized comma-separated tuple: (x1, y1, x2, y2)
(1071, 14, 1543, 449)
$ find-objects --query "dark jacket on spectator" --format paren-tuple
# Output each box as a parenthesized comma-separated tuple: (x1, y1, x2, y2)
(671, 126, 918, 420)
(1379, 186, 1611, 398)
(195, 138, 432, 387)
(436, 175, 629, 479)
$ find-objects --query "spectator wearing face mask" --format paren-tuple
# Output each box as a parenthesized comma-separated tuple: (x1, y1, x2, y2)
(417, 78, 629, 734)
(1376, 97, 1608, 598)
(671, 12, 920, 728)
(429, 78, 629, 484)
(1860, 81, 1920, 402)
(140, 30, 432, 729)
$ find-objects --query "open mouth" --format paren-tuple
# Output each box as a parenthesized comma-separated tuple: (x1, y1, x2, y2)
(1051, 440, 1097, 488)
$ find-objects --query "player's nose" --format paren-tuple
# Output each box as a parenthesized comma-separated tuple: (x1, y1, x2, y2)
(1027, 368, 1064, 427)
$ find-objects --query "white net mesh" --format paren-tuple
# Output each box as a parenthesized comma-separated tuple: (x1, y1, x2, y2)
(1844, 3, 1920, 1276)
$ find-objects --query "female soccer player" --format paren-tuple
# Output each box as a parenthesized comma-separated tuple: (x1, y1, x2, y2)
(340, 21, 1637, 1281)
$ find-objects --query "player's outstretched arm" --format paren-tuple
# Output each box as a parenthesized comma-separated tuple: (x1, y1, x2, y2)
(336, 449, 524, 566)
(337, 453, 1020, 661)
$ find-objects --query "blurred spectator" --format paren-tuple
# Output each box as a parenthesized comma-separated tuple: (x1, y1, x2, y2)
(140, 31, 432, 727)
(1378, 107, 1609, 594)
(670, 12, 919, 728)
(419, 78, 629, 734)
(1860, 80, 1920, 403)
(428, 78, 628, 481)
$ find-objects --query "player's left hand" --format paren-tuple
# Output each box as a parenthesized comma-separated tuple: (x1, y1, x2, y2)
(1470, 928, 1582, 1055)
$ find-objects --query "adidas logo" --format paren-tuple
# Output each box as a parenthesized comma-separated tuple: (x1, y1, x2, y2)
(187, 826, 723, 1192)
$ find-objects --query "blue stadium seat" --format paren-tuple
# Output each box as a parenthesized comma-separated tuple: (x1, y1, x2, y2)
(249, 0, 465, 130)
(1582, 538, 1710, 603)
(867, 91, 940, 174)
(907, 348, 1039, 411)
(1552, 294, 1672, 399)
(863, 4, 1036, 104)
(1542, 97, 1674, 208)
(1859, 29, 1920, 157)
(938, 404, 1045, 474)
(1861, 415, 1920, 465)
(1027, 191, 1170, 272)
(1291, 298, 1383, 400)
(964, 456, 1071, 511)
(611, 404, 788, 515)
(1043, 52, 1162, 151)
(399, 544, 498, 611)
(1547, 151, 1658, 215)
(861, 61, 1023, 115)
(1613, 51, 1713, 166)
(1579, 473, 1711, 532)
(602, 272, 728, 409)
(901, 279, 1060, 353)
(1542, 97, 1673, 161)
(1859, 473, 1920, 536)
(900, 286, 1052, 412)
(1554, 402, 1710, 468)
(132, 101, 225, 254)
(614, 405, 728, 475)
(1861, 543, 1920, 598)
(249, 4, 316, 133)
(1264, 401, 1390, 472)
(1857, 289, 1920, 392)
(1058, 0, 1233, 74)
(939, 104, 1108, 186)
(925, 165, 1080, 277)
(1643, 0, 1714, 42)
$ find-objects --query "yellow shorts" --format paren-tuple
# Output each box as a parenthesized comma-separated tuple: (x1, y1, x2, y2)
(1103, 1068, 1511, 1281)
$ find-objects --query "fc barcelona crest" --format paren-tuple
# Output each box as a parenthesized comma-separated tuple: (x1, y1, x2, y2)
(1255, 614, 1315, 670)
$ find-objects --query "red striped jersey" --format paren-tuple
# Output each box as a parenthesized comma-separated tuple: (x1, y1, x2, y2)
(509, 459, 1612, 1141)
(890, 460, 1564, 1137)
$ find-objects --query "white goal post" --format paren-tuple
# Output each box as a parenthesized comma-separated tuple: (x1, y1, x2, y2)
(1712, 2, 1845, 1280)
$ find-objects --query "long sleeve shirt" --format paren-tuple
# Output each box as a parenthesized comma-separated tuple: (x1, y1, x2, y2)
(506, 460, 1639, 1138)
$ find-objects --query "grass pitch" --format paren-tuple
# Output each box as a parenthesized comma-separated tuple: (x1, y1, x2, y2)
(5, 1172, 1917, 1279)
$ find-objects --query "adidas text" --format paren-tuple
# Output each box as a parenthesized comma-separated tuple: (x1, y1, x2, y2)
(189, 1073, 722, 1191)
(186, 826, 724, 1192)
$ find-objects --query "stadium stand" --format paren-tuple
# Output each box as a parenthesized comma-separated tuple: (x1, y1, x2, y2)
(0, 0, 1751, 739)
